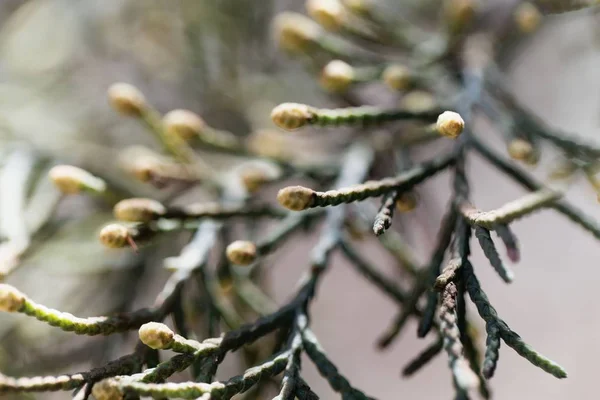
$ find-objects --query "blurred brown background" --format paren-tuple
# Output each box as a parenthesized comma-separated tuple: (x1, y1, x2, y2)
(1, 1, 600, 399)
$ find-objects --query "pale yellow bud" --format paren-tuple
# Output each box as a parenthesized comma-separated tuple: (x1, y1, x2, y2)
(320, 60, 355, 92)
(514, 2, 542, 34)
(400, 91, 438, 113)
(436, 111, 464, 139)
(307, 0, 346, 31)
(507, 138, 533, 161)
(92, 379, 124, 400)
(139, 322, 174, 349)
(0, 284, 25, 313)
(382, 64, 412, 91)
(246, 130, 290, 160)
(226, 240, 258, 266)
(48, 165, 106, 195)
(271, 103, 316, 131)
(273, 12, 322, 54)
(277, 186, 315, 211)
(238, 161, 281, 193)
(99, 224, 130, 249)
(107, 83, 147, 117)
(114, 198, 166, 223)
(163, 109, 206, 141)
(395, 192, 418, 212)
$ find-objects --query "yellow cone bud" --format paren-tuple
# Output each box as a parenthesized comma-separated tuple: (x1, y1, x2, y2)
(307, 0, 346, 31)
(395, 192, 418, 212)
(277, 186, 315, 211)
(273, 12, 323, 54)
(49, 165, 106, 195)
(226, 240, 258, 266)
(271, 103, 316, 131)
(99, 224, 130, 249)
(515, 2, 542, 34)
(107, 83, 147, 117)
(507, 138, 533, 161)
(436, 111, 464, 139)
(163, 109, 206, 141)
(400, 91, 438, 113)
(92, 379, 124, 400)
(0, 284, 25, 313)
(382, 64, 412, 91)
(139, 322, 175, 349)
(114, 198, 166, 223)
(321, 60, 355, 92)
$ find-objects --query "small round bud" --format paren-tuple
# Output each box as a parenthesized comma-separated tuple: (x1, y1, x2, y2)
(277, 186, 315, 211)
(395, 192, 418, 212)
(307, 0, 345, 31)
(163, 109, 206, 141)
(271, 103, 316, 131)
(382, 64, 412, 91)
(114, 198, 166, 223)
(247, 130, 290, 160)
(226, 240, 258, 266)
(400, 90, 438, 113)
(139, 322, 174, 350)
(273, 12, 322, 54)
(507, 138, 533, 161)
(436, 111, 464, 139)
(0, 284, 25, 313)
(320, 60, 355, 92)
(514, 2, 542, 34)
(107, 83, 147, 117)
(92, 379, 124, 400)
(49, 165, 106, 195)
(99, 224, 130, 249)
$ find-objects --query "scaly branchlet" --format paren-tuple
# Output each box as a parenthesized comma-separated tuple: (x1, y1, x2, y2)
(439, 283, 479, 391)
(0, 285, 158, 335)
(463, 261, 567, 378)
(532, 0, 600, 14)
(271, 102, 441, 131)
(460, 189, 562, 230)
(278, 153, 455, 210)
(4, 2, 600, 399)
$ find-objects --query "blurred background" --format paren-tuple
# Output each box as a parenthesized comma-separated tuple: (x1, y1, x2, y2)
(1, 0, 600, 399)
